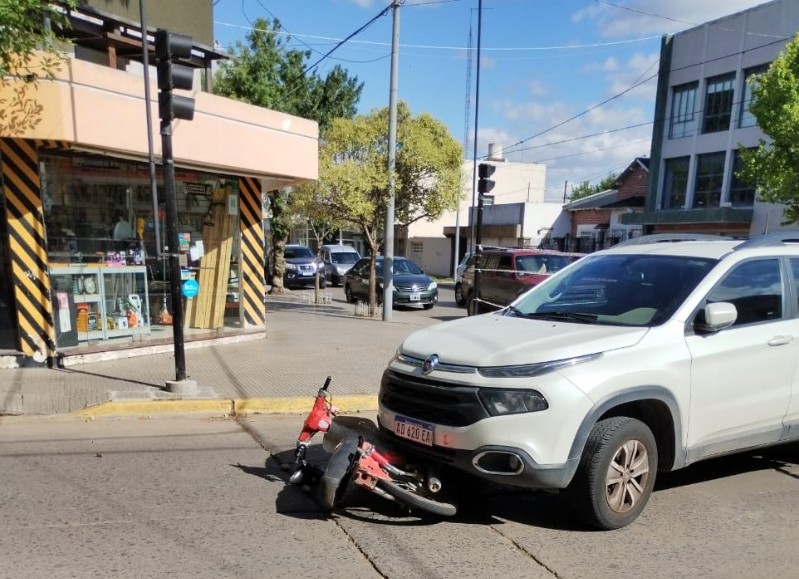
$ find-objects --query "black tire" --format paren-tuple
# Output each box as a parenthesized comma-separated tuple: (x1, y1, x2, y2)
(319, 438, 359, 512)
(567, 417, 657, 530)
(344, 284, 355, 304)
(320, 278, 327, 289)
(375, 478, 457, 517)
(454, 282, 465, 306)
(422, 303, 434, 310)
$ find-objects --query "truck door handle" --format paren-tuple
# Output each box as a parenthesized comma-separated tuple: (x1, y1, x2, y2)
(767, 336, 793, 346)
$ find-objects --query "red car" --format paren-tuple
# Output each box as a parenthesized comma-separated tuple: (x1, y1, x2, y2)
(462, 248, 584, 315)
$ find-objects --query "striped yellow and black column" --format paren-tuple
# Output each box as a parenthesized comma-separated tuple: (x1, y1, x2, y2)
(238, 176, 265, 327)
(0, 138, 54, 361)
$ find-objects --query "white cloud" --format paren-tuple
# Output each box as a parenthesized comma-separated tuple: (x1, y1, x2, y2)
(580, 57, 620, 74)
(486, 95, 654, 195)
(604, 51, 660, 99)
(527, 79, 548, 98)
(349, 0, 374, 8)
(574, 0, 770, 39)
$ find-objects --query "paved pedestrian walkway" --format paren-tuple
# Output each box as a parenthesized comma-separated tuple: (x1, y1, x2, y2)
(0, 290, 446, 417)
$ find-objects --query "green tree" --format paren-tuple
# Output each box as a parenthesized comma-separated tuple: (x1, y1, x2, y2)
(568, 172, 618, 201)
(0, 0, 76, 135)
(214, 17, 363, 292)
(738, 34, 799, 223)
(316, 102, 462, 314)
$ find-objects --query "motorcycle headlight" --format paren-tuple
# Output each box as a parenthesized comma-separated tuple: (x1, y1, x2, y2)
(479, 388, 548, 416)
(285, 263, 297, 271)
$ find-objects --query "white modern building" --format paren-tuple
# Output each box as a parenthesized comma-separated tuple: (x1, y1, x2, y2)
(403, 145, 569, 277)
(626, 0, 799, 235)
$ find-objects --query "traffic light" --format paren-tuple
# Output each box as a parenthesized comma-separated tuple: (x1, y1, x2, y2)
(155, 29, 195, 121)
(478, 163, 495, 194)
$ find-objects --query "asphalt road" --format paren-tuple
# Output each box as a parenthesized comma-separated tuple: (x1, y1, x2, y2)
(2, 413, 798, 579)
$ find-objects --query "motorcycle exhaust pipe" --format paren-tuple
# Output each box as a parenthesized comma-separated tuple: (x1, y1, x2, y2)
(427, 476, 443, 494)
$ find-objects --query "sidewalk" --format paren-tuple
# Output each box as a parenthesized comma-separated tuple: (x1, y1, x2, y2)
(0, 290, 444, 417)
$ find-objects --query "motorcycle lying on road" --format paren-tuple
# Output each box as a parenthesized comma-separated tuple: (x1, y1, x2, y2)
(288, 376, 457, 517)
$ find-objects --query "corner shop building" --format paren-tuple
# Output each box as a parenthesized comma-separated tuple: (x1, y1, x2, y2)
(0, 50, 317, 366)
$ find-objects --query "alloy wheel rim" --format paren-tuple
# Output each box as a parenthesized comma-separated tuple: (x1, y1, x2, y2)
(604, 439, 649, 514)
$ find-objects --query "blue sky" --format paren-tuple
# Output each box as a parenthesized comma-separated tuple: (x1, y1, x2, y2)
(213, 0, 771, 198)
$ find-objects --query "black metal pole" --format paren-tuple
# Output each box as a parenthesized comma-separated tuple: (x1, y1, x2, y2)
(472, 194, 484, 314)
(160, 119, 186, 381)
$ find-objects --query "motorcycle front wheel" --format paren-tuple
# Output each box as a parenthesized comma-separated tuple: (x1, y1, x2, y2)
(319, 438, 359, 512)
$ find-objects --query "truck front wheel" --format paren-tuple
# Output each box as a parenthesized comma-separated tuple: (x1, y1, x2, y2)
(567, 417, 657, 530)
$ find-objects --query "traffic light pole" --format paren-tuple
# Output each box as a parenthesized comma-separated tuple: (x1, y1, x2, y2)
(160, 120, 187, 383)
(154, 28, 196, 391)
(473, 193, 485, 315)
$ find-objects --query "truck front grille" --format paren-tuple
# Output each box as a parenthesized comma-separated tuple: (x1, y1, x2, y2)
(379, 369, 489, 427)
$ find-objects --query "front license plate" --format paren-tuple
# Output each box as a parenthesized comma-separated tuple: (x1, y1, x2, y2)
(409, 292, 420, 301)
(394, 415, 433, 446)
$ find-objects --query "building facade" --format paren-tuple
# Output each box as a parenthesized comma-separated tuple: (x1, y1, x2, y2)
(407, 145, 568, 277)
(563, 158, 648, 252)
(626, 0, 799, 235)
(0, 1, 318, 364)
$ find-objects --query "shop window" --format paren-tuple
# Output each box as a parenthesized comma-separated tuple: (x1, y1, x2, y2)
(739, 65, 768, 128)
(693, 152, 726, 208)
(702, 74, 736, 133)
(662, 157, 689, 210)
(40, 153, 243, 337)
(669, 82, 698, 139)
(729, 149, 756, 207)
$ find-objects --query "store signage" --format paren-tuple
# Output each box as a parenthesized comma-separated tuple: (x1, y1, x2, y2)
(182, 278, 199, 299)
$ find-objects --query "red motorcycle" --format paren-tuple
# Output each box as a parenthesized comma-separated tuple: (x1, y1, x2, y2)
(289, 376, 457, 517)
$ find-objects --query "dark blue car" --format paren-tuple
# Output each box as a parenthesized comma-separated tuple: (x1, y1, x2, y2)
(282, 244, 325, 289)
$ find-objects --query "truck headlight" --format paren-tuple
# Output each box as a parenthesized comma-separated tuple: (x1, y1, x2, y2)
(478, 353, 601, 378)
(479, 388, 548, 416)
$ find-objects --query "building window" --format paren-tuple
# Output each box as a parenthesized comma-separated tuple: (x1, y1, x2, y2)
(702, 74, 735, 133)
(411, 241, 423, 264)
(669, 82, 698, 139)
(739, 65, 768, 128)
(730, 149, 756, 206)
(693, 152, 726, 208)
(662, 157, 689, 209)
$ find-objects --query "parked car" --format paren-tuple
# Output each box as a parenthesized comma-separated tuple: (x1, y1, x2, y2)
(454, 252, 474, 306)
(321, 244, 361, 286)
(460, 248, 583, 314)
(378, 233, 799, 529)
(281, 244, 325, 289)
(344, 256, 438, 309)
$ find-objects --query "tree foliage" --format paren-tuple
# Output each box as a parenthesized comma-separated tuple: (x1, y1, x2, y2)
(316, 102, 462, 312)
(213, 17, 362, 131)
(738, 34, 799, 224)
(568, 172, 618, 201)
(213, 16, 363, 292)
(0, 0, 76, 135)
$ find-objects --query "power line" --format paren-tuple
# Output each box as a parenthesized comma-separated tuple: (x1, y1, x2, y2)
(302, 4, 393, 74)
(501, 72, 658, 155)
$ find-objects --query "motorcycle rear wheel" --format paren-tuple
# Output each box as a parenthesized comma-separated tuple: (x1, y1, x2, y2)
(375, 479, 457, 517)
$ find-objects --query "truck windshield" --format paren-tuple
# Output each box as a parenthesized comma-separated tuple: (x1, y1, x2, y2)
(512, 254, 717, 327)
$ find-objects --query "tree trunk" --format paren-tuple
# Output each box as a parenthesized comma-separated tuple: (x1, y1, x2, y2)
(269, 237, 289, 294)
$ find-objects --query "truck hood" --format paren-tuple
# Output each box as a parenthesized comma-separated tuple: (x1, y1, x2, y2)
(400, 313, 648, 367)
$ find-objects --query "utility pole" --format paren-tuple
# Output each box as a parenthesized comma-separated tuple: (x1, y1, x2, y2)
(383, 0, 401, 321)
(469, 0, 484, 255)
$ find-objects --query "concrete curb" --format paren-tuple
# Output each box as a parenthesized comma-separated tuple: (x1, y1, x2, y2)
(71, 395, 379, 418)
